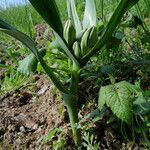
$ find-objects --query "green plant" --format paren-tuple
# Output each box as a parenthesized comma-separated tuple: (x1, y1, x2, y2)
(0, 0, 140, 147)
(37, 128, 66, 150)
(98, 81, 142, 124)
(0, 69, 28, 95)
(82, 132, 99, 150)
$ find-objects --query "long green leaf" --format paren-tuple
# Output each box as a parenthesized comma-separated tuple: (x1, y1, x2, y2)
(83, 0, 97, 30)
(67, 0, 82, 35)
(67, 0, 73, 21)
(81, 0, 140, 65)
(54, 31, 80, 67)
(29, 0, 63, 37)
(0, 19, 69, 94)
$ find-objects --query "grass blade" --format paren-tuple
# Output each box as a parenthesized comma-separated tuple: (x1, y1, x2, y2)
(54, 31, 80, 67)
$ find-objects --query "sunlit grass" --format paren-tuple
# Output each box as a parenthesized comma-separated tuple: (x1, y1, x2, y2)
(0, 0, 149, 35)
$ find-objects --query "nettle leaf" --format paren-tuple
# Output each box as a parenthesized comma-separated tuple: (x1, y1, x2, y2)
(83, 0, 97, 30)
(17, 49, 46, 76)
(18, 53, 38, 76)
(98, 81, 141, 123)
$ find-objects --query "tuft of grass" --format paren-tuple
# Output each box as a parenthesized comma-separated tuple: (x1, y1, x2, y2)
(0, 4, 42, 34)
(0, 70, 29, 95)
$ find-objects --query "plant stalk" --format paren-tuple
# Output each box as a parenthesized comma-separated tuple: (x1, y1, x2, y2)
(62, 92, 81, 147)
(62, 63, 81, 147)
(66, 96, 81, 146)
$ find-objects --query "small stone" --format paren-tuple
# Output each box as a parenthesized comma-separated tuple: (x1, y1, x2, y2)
(37, 85, 49, 96)
(32, 124, 38, 130)
(36, 127, 42, 133)
(20, 126, 26, 133)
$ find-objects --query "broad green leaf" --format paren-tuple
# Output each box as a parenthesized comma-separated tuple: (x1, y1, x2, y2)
(17, 49, 46, 76)
(83, 0, 97, 30)
(29, 0, 63, 37)
(67, 0, 82, 35)
(81, 0, 140, 65)
(0, 19, 69, 94)
(134, 102, 150, 115)
(18, 53, 38, 76)
(98, 81, 140, 123)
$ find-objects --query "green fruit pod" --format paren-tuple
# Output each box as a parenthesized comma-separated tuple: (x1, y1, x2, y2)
(63, 19, 76, 47)
(72, 41, 81, 59)
(80, 26, 98, 55)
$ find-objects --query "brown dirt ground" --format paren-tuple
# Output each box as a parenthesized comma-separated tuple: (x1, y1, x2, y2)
(0, 75, 147, 150)
(0, 75, 66, 149)
(0, 63, 148, 148)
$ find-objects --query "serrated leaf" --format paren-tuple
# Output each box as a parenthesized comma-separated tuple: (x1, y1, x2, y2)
(83, 0, 97, 30)
(134, 102, 150, 115)
(98, 81, 140, 123)
(17, 49, 46, 76)
(18, 53, 38, 76)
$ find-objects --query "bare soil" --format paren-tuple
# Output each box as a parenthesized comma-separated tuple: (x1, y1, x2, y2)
(0, 75, 148, 149)
(0, 75, 65, 149)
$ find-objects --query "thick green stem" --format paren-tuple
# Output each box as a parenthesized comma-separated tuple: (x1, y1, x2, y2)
(62, 93, 81, 147)
(62, 63, 81, 147)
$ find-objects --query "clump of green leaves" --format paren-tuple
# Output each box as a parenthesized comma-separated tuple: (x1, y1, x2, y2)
(37, 128, 66, 150)
(0, 70, 28, 95)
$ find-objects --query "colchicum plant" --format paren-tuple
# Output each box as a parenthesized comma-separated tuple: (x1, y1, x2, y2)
(0, 0, 140, 147)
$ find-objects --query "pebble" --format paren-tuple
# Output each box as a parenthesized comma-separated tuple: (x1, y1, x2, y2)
(20, 126, 26, 133)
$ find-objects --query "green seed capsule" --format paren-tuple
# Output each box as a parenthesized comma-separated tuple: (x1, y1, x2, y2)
(72, 41, 81, 59)
(80, 26, 98, 55)
(63, 19, 76, 47)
